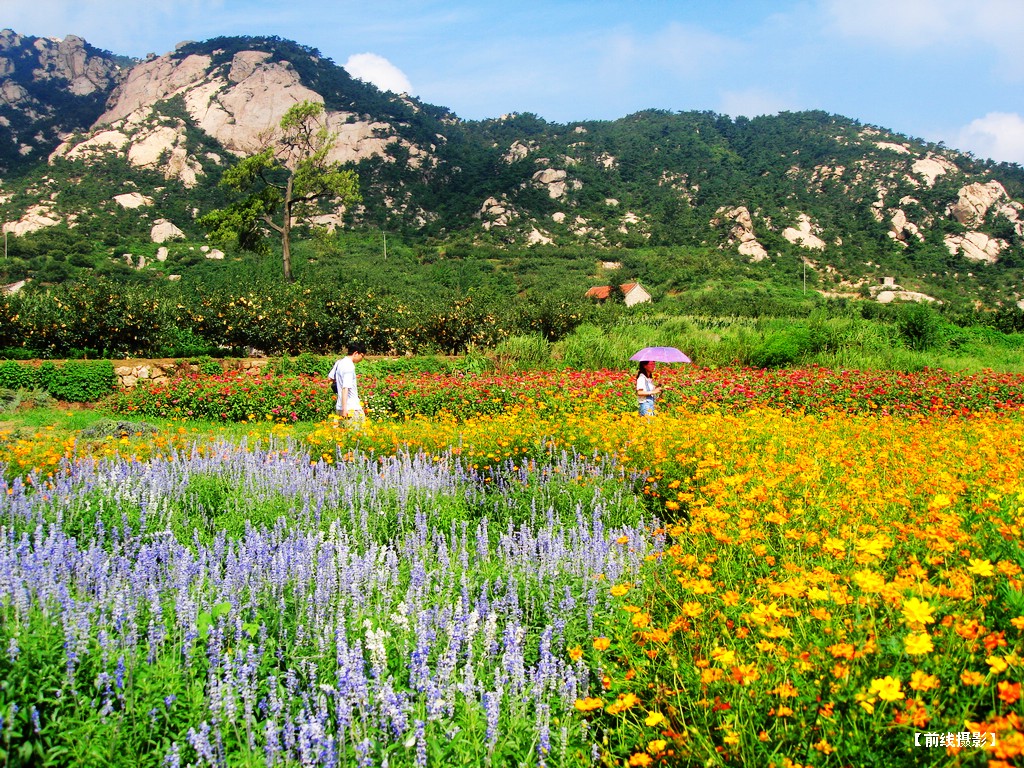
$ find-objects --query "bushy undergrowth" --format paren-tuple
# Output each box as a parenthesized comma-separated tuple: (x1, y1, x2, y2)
(0, 359, 116, 402)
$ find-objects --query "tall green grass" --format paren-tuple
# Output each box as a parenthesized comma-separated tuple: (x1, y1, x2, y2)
(495, 312, 1024, 372)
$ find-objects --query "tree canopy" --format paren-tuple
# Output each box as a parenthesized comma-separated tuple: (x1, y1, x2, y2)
(200, 100, 361, 281)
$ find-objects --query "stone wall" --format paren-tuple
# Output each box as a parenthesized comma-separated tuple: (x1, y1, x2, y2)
(113, 358, 270, 389)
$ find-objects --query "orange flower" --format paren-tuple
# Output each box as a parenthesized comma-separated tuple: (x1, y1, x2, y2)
(629, 753, 653, 767)
(682, 601, 704, 617)
(574, 697, 605, 712)
(701, 667, 725, 684)
(828, 643, 856, 660)
(997, 681, 1021, 705)
(631, 612, 651, 629)
(910, 670, 940, 692)
(592, 636, 611, 651)
(960, 670, 985, 686)
(607, 692, 640, 715)
(568, 646, 583, 662)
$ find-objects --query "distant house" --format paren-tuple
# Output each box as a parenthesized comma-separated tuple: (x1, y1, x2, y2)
(585, 282, 652, 307)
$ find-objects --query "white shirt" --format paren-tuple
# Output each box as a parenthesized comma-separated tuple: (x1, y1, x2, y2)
(637, 373, 656, 402)
(329, 356, 361, 411)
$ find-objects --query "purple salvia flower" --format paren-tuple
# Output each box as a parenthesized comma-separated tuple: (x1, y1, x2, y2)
(414, 719, 427, 768)
(483, 691, 500, 749)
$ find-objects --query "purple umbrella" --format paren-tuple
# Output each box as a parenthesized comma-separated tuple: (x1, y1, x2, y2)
(630, 346, 691, 363)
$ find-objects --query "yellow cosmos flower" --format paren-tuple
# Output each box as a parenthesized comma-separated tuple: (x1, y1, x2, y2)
(645, 711, 665, 727)
(967, 558, 995, 577)
(592, 637, 610, 651)
(855, 536, 889, 559)
(629, 753, 653, 767)
(901, 597, 936, 628)
(987, 655, 1009, 674)
(568, 646, 584, 662)
(711, 647, 737, 666)
(610, 584, 631, 597)
(647, 739, 668, 754)
(868, 676, 904, 702)
(853, 569, 886, 593)
(631, 612, 651, 629)
(904, 633, 934, 656)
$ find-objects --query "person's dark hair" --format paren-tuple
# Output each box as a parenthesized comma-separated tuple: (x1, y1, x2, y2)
(636, 361, 652, 380)
(348, 342, 367, 355)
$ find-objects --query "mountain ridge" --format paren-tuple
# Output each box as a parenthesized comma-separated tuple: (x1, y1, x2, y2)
(2, 30, 1023, 311)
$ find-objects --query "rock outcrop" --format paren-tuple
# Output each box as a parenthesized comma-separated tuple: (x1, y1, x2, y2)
(713, 206, 768, 261)
(478, 196, 517, 229)
(911, 154, 958, 187)
(950, 181, 1009, 228)
(2, 204, 61, 235)
(782, 214, 826, 250)
(532, 168, 571, 199)
(81, 48, 421, 171)
(150, 219, 185, 243)
(944, 232, 1008, 264)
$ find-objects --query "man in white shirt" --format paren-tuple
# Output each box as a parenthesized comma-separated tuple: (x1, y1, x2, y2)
(328, 342, 366, 422)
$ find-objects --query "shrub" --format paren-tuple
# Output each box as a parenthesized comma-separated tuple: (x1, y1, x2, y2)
(0, 360, 36, 390)
(37, 360, 117, 402)
(0, 348, 34, 360)
(897, 301, 943, 351)
(748, 328, 811, 368)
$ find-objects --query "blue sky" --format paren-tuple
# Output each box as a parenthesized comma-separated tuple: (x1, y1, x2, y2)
(7, 0, 1024, 164)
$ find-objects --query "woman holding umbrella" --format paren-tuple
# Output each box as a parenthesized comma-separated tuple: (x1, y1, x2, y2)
(630, 346, 691, 417)
(636, 360, 662, 416)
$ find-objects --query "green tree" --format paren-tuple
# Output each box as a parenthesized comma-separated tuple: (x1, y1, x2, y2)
(200, 100, 361, 281)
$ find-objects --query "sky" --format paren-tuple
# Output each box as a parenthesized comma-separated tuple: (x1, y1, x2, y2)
(5, 0, 1024, 165)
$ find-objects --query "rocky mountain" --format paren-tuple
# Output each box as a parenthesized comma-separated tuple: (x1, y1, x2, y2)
(0, 29, 126, 174)
(1, 31, 1023, 309)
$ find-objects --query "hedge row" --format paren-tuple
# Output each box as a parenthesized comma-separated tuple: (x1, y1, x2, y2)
(0, 360, 117, 402)
(0, 279, 598, 359)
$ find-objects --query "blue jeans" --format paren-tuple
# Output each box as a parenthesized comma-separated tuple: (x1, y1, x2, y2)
(638, 399, 655, 417)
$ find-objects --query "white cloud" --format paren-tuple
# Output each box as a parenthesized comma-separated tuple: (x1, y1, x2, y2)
(343, 53, 413, 95)
(956, 112, 1024, 164)
(822, 0, 1024, 74)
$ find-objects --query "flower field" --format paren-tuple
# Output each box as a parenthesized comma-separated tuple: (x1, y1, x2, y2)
(1, 365, 1023, 766)
(107, 365, 1024, 425)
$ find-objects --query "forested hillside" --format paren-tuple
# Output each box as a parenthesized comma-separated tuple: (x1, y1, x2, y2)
(2, 31, 1024, 318)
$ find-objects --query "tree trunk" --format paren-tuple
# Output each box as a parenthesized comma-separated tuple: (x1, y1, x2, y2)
(282, 178, 294, 282)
